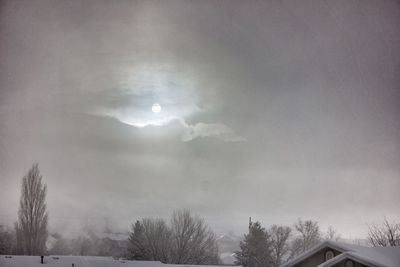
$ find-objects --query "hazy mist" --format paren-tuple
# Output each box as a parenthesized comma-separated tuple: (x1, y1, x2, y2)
(0, 0, 399, 239)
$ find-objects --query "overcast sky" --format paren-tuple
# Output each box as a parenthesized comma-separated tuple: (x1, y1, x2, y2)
(0, 0, 399, 238)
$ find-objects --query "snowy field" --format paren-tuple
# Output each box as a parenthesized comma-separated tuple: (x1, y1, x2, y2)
(0, 256, 233, 267)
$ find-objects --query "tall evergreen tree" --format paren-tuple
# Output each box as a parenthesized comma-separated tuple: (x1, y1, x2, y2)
(127, 220, 149, 260)
(15, 163, 48, 255)
(235, 221, 273, 267)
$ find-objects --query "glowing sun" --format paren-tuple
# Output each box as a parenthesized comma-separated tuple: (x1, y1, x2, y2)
(151, 103, 162, 113)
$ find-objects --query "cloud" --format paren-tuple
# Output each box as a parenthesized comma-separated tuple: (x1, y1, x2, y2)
(96, 106, 245, 142)
(90, 63, 244, 142)
(90, 63, 199, 126)
(181, 122, 245, 142)
(94, 102, 245, 142)
(95, 106, 180, 128)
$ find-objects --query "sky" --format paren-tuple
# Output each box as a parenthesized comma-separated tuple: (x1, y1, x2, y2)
(0, 0, 399, 239)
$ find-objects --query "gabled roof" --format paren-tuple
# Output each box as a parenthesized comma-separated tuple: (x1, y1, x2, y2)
(281, 240, 400, 267)
(316, 252, 381, 267)
(281, 240, 352, 267)
(319, 246, 400, 267)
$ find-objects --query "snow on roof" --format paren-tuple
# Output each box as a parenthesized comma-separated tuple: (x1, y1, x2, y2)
(281, 241, 348, 267)
(316, 252, 383, 267)
(0, 255, 241, 267)
(329, 246, 400, 267)
(281, 240, 400, 267)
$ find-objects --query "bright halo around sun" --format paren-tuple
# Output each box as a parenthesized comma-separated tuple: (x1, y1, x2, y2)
(151, 103, 162, 113)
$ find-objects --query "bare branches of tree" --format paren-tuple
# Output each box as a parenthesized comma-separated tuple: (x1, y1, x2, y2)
(127, 209, 219, 265)
(15, 163, 48, 255)
(325, 226, 341, 241)
(290, 219, 321, 257)
(268, 225, 291, 267)
(142, 218, 171, 262)
(368, 218, 400, 247)
(170, 209, 219, 265)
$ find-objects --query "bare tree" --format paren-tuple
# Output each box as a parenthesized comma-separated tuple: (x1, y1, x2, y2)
(368, 218, 400, 247)
(170, 209, 219, 265)
(127, 209, 219, 265)
(324, 226, 341, 241)
(142, 218, 172, 262)
(15, 164, 48, 255)
(268, 225, 291, 267)
(290, 219, 321, 257)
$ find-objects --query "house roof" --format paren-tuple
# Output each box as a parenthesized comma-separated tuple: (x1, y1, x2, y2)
(281, 240, 400, 267)
(316, 252, 382, 267)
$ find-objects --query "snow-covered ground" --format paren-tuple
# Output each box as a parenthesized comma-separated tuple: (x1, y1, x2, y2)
(0, 256, 236, 267)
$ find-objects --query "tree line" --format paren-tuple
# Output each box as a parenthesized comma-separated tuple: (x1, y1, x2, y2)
(234, 219, 336, 267)
(127, 210, 220, 264)
(234, 216, 400, 267)
(0, 163, 399, 267)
